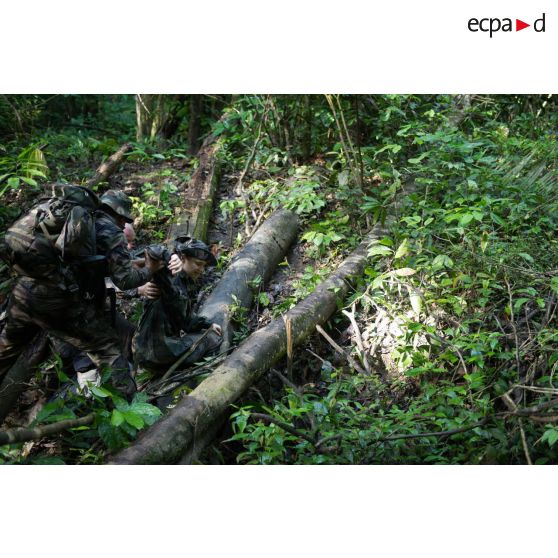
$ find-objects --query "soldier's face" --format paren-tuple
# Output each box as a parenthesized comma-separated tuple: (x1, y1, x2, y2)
(181, 256, 208, 280)
(123, 223, 136, 250)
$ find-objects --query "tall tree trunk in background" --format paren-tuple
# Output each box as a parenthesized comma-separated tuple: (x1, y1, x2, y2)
(160, 94, 187, 139)
(149, 95, 168, 139)
(188, 95, 203, 154)
(303, 94, 312, 160)
(82, 95, 99, 118)
(135, 94, 156, 142)
(135, 94, 187, 142)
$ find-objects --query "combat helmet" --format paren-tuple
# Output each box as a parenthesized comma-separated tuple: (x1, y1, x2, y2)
(175, 236, 217, 266)
(100, 190, 134, 223)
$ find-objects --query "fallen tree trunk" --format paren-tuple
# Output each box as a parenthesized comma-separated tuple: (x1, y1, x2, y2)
(199, 209, 299, 352)
(0, 333, 49, 424)
(167, 119, 224, 243)
(85, 142, 133, 189)
(110, 219, 389, 464)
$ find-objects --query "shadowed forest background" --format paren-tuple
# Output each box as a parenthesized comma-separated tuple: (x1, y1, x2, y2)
(1, 94, 558, 464)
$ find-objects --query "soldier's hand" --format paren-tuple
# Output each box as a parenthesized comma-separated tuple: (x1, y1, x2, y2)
(210, 323, 222, 336)
(144, 249, 164, 273)
(138, 282, 160, 300)
(168, 253, 183, 275)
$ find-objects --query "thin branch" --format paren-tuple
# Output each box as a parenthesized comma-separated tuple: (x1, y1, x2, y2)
(342, 306, 371, 374)
(335, 95, 362, 189)
(505, 278, 523, 382)
(270, 368, 299, 392)
(144, 348, 234, 395)
(316, 324, 367, 375)
(325, 95, 362, 190)
(159, 329, 213, 383)
(424, 332, 469, 377)
(0, 414, 95, 446)
(379, 418, 489, 442)
(136, 94, 151, 116)
(518, 419, 533, 465)
(305, 348, 329, 365)
(510, 397, 558, 416)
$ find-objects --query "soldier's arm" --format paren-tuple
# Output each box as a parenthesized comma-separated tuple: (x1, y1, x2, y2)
(106, 241, 153, 291)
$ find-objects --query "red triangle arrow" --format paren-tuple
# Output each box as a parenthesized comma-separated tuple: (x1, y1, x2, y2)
(516, 19, 530, 31)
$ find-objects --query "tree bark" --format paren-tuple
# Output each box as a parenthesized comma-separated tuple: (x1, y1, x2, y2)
(135, 95, 187, 143)
(199, 209, 299, 353)
(85, 142, 133, 189)
(109, 219, 388, 464)
(0, 333, 49, 424)
(167, 111, 231, 243)
(135, 94, 155, 142)
(166, 137, 220, 243)
(188, 95, 204, 155)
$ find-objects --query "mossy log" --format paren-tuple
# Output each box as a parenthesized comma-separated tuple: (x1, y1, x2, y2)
(110, 220, 388, 464)
(0, 333, 49, 424)
(199, 209, 300, 352)
(167, 123, 223, 243)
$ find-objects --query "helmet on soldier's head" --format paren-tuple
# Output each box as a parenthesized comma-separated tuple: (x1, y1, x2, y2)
(100, 190, 134, 223)
(174, 236, 217, 266)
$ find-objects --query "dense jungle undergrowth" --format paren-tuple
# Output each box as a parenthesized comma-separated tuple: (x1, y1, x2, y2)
(1, 94, 558, 464)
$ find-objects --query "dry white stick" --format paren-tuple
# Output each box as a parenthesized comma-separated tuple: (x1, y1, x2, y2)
(316, 324, 367, 375)
(342, 306, 371, 374)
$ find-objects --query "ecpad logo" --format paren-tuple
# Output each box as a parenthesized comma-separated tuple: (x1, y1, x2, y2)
(468, 13, 546, 37)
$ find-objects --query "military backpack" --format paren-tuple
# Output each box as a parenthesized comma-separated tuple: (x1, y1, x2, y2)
(4, 183, 101, 285)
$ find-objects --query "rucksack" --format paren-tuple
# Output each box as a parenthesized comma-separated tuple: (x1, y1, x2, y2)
(4, 183, 101, 282)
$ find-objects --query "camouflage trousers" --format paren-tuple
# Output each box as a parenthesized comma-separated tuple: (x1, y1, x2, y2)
(50, 312, 135, 376)
(0, 277, 127, 386)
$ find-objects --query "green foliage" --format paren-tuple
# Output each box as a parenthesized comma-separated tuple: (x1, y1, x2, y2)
(131, 180, 178, 228)
(0, 143, 48, 197)
(219, 198, 245, 220)
(126, 143, 184, 163)
(3, 94, 558, 464)
(0, 361, 162, 464)
(229, 367, 558, 464)
(230, 294, 250, 343)
(229, 94, 558, 465)
(300, 213, 351, 257)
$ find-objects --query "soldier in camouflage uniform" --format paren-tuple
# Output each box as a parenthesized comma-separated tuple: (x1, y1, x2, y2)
(0, 189, 163, 399)
(133, 237, 222, 372)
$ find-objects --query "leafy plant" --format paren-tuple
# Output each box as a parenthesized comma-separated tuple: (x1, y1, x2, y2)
(0, 143, 48, 197)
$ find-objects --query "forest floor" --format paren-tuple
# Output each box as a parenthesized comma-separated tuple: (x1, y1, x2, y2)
(1, 149, 349, 464)
(4, 96, 558, 465)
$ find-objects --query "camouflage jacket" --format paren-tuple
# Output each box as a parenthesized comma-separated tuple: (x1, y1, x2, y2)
(132, 268, 212, 369)
(165, 271, 212, 333)
(95, 211, 151, 290)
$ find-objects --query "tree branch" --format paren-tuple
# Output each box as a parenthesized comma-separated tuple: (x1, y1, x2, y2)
(0, 414, 95, 446)
(379, 418, 489, 442)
